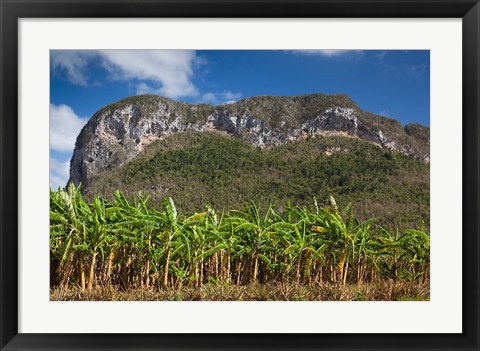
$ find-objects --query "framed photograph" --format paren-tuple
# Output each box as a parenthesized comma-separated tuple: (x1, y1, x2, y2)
(1, 0, 479, 350)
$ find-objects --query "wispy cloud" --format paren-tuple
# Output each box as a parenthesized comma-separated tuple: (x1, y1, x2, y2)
(376, 51, 387, 61)
(375, 51, 427, 76)
(50, 103, 87, 153)
(50, 157, 70, 190)
(51, 50, 98, 86)
(406, 64, 427, 75)
(136, 82, 153, 95)
(289, 50, 364, 58)
(51, 50, 201, 99)
(374, 51, 398, 73)
(200, 91, 243, 105)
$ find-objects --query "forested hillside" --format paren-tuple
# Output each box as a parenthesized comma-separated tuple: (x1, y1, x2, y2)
(83, 131, 429, 231)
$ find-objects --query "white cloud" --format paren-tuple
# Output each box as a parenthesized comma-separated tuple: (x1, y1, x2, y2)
(222, 91, 243, 101)
(49, 103, 87, 189)
(136, 82, 154, 95)
(50, 157, 70, 190)
(50, 103, 87, 152)
(51, 50, 200, 99)
(99, 50, 199, 98)
(289, 50, 363, 57)
(200, 91, 243, 105)
(51, 50, 97, 86)
(201, 92, 217, 103)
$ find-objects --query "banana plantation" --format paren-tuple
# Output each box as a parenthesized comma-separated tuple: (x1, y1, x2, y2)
(50, 183, 430, 295)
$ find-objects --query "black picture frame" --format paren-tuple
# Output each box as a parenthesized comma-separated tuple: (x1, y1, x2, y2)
(1, 0, 479, 350)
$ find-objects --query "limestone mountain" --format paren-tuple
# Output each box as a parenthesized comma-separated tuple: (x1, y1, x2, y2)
(68, 94, 430, 230)
(70, 93, 429, 188)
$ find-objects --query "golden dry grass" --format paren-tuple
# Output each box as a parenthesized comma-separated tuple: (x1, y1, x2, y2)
(51, 280, 429, 301)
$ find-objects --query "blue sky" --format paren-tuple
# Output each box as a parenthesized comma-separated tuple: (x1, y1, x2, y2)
(50, 49, 430, 189)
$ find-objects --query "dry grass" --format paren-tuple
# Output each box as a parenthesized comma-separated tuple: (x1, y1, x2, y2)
(51, 280, 429, 301)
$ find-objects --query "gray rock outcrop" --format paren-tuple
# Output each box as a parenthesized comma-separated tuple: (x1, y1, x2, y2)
(69, 94, 429, 187)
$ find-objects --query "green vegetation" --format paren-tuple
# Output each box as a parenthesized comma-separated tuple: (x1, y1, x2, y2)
(57, 93, 430, 301)
(84, 131, 429, 231)
(50, 184, 429, 301)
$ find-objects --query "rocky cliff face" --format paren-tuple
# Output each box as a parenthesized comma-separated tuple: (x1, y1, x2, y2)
(69, 94, 430, 187)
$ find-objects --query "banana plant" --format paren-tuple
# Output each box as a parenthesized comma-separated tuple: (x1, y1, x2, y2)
(81, 196, 111, 291)
(160, 197, 181, 288)
(316, 196, 356, 285)
(228, 202, 275, 283)
(50, 188, 430, 290)
(50, 183, 90, 289)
